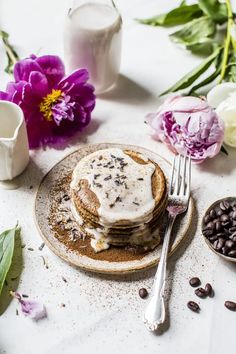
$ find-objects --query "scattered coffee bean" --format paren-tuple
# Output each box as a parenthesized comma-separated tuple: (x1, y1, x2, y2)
(187, 301, 200, 312)
(139, 288, 148, 299)
(189, 277, 201, 287)
(224, 301, 236, 311)
(195, 287, 207, 298)
(217, 209, 223, 217)
(205, 283, 213, 296)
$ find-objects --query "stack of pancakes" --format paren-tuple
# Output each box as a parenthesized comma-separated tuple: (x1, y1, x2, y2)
(70, 148, 167, 253)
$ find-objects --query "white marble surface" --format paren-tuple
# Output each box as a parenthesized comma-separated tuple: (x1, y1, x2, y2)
(0, 1, 236, 353)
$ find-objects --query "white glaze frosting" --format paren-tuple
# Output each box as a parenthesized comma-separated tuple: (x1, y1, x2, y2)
(70, 148, 156, 225)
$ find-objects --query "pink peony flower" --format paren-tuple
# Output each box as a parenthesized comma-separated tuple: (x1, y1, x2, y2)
(146, 96, 225, 163)
(0, 55, 96, 149)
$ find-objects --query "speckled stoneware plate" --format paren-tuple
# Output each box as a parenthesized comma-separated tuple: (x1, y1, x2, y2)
(35, 143, 194, 275)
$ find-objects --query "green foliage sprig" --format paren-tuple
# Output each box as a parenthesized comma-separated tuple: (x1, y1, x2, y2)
(138, 0, 236, 95)
(0, 30, 19, 74)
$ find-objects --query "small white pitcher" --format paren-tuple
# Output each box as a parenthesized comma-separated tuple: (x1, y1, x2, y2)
(0, 101, 29, 181)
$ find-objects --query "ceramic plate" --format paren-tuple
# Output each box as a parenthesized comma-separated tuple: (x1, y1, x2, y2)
(35, 143, 194, 274)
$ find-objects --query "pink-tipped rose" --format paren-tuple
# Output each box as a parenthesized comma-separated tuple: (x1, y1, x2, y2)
(146, 96, 224, 163)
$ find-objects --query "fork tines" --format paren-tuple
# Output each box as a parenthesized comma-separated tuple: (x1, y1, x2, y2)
(170, 155, 191, 197)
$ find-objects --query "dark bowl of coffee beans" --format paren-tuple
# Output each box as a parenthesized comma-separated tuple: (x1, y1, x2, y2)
(202, 197, 236, 262)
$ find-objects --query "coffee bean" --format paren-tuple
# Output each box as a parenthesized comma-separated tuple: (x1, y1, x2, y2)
(213, 219, 218, 224)
(225, 240, 235, 249)
(139, 288, 148, 299)
(189, 277, 201, 287)
(223, 228, 230, 235)
(209, 235, 218, 242)
(187, 301, 200, 312)
(222, 246, 229, 255)
(230, 235, 236, 242)
(204, 214, 211, 224)
(213, 238, 225, 251)
(216, 233, 226, 238)
(217, 209, 223, 217)
(225, 301, 236, 311)
(222, 221, 231, 228)
(228, 250, 236, 257)
(220, 201, 230, 211)
(203, 229, 214, 237)
(229, 227, 236, 233)
(195, 287, 207, 298)
(221, 214, 229, 223)
(205, 283, 213, 296)
(210, 209, 217, 219)
(215, 221, 222, 232)
(206, 222, 215, 230)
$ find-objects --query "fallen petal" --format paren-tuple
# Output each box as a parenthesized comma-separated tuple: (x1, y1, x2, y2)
(20, 299, 47, 321)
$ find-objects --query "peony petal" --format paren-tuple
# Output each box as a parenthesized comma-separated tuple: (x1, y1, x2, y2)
(68, 83, 96, 110)
(36, 55, 65, 88)
(207, 83, 236, 108)
(161, 95, 209, 114)
(29, 71, 49, 98)
(58, 69, 89, 93)
(6, 81, 28, 105)
(0, 91, 12, 101)
(14, 58, 43, 82)
(20, 299, 47, 321)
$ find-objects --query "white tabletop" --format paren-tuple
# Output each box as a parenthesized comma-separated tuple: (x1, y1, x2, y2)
(1, 1, 236, 353)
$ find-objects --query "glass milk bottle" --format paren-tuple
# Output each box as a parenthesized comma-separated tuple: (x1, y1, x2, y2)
(64, 0, 122, 94)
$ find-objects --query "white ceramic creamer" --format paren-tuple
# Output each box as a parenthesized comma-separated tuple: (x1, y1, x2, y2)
(0, 101, 29, 181)
(64, 0, 122, 94)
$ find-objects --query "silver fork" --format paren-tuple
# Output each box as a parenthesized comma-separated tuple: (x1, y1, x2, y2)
(144, 154, 191, 331)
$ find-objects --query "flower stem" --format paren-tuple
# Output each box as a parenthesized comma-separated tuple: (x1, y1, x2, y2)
(219, 0, 234, 82)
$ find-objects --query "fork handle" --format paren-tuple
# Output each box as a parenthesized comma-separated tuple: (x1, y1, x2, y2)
(144, 214, 176, 331)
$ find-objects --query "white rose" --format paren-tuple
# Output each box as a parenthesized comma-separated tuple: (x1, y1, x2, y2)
(207, 83, 236, 147)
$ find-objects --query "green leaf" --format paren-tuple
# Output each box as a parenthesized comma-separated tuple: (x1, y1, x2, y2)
(160, 48, 220, 95)
(198, 0, 228, 24)
(137, 3, 203, 27)
(170, 17, 216, 46)
(189, 66, 220, 94)
(186, 40, 218, 56)
(0, 30, 19, 74)
(0, 226, 17, 296)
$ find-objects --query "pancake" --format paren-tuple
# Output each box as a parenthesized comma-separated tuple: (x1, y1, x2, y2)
(70, 148, 167, 252)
